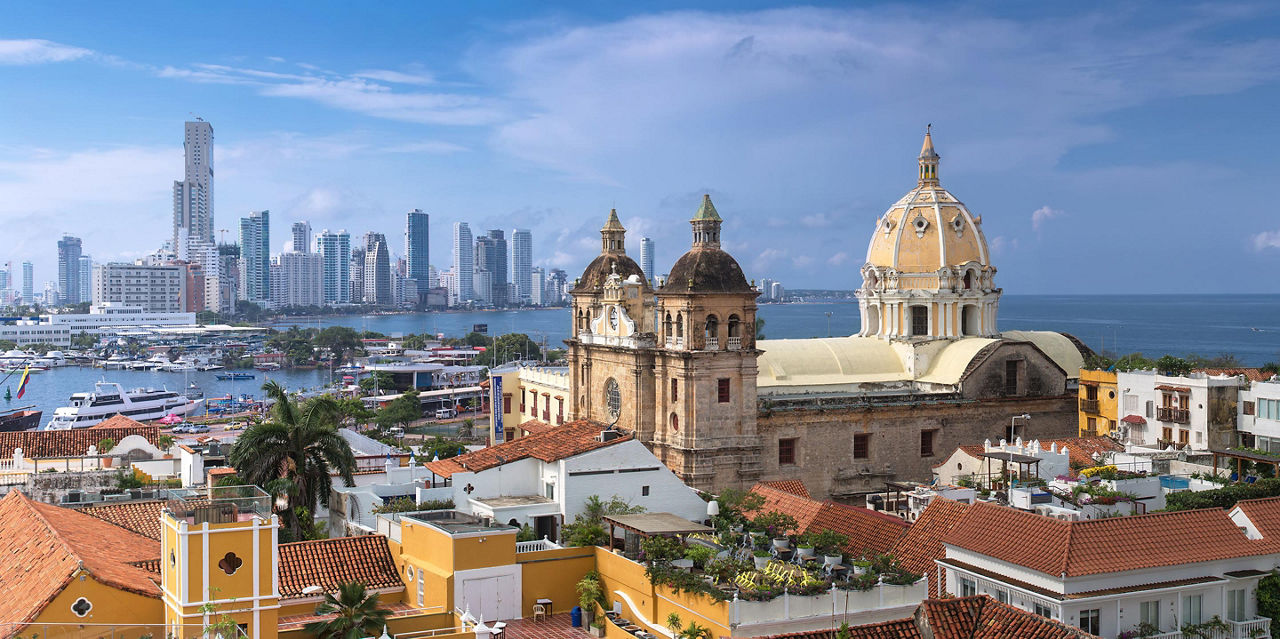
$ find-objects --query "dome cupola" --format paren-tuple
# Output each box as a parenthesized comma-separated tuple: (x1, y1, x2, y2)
(660, 195, 753, 294)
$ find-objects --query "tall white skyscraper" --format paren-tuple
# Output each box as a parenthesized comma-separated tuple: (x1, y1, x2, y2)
(530, 266, 545, 306)
(510, 228, 532, 304)
(239, 210, 270, 302)
(405, 210, 429, 299)
(640, 237, 655, 283)
(21, 262, 33, 302)
(57, 234, 83, 305)
(291, 221, 311, 253)
(173, 120, 215, 249)
(362, 232, 392, 305)
(316, 229, 351, 304)
(78, 255, 93, 304)
(452, 222, 474, 303)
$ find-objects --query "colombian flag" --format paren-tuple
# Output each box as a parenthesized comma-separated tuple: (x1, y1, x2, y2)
(15, 366, 30, 399)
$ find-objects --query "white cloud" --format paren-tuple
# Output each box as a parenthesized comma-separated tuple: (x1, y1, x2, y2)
(0, 39, 93, 65)
(382, 140, 470, 154)
(752, 248, 785, 273)
(827, 251, 850, 266)
(354, 69, 435, 85)
(1030, 206, 1064, 232)
(1252, 230, 1280, 251)
(801, 212, 835, 228)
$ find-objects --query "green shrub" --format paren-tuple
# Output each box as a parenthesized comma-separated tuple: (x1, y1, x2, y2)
(1165, 478, 1280, 511)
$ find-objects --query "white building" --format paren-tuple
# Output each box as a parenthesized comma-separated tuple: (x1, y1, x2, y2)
(172, 120, 215, 248)
(269, 251, 324, 308)
(1235, 378, 1280, 453)
(529, 267, 545, 306)
(1116, 370, 1245, 450)
(239, 209, 270, 303)
(452, 223, 473, 303)
(0, 322, 71, 346)
(42, 303, 196, 334)
(91, 263, 186, 313)
(316, 229, 351, 305)
(939, 499, 1277, 638)
(639, 237, 654, 284)
(291, 221, 311, 253)
(510, 228, 532, 304)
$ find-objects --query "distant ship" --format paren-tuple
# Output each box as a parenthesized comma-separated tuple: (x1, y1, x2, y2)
(45, 382, 196, 430)
(0, 406, 42, 432)
(215, 372, 256, 381)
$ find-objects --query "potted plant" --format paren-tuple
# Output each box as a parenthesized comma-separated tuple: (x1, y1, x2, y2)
(751, 511, 798, 546)
(809, 529, 849, 565)
(577, 571, 605, 629)
(591, 618, 606, 638)
(753, 549, 771, 569)
(796, 536, 816, 559)
(850, 559, 871, 576)
(684, 545, 714, 570)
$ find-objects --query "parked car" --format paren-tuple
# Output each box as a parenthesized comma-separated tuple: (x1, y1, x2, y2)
(435, 408, 457, 419)
(188, 424, 210, 433)
(171, 424, 191, 434)
(223, 421, 244, 430)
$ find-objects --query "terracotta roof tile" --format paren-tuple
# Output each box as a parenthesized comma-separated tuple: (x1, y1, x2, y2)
(427, 421, 629, 478)
(757, 480, 810, 498)
(0, 420, 159, 459)
(278, 535, 403, 599)
(748, 483, 907, 558)
(921, 596, 1098, 638)
(1232, 497, 1280, 538)
(79, 500, 168, 540)
(943, 501, 1273, 578)
(758, 618, 921, 639)
(891, 498, 971, 597)
(517, 420, 556, 435)
(0, 491, 160, 635)
(1197, 368, 1269, 382)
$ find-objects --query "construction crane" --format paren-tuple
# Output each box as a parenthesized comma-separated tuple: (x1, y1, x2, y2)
(218, 229, 230, 244)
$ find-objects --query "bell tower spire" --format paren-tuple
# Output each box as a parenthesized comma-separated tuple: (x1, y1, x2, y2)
(690, 194, 722, 248)
(918, 124, 940, 187)
(601, 208, 626, 254)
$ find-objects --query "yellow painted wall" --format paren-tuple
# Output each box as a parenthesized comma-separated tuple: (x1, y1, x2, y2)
(278, 609, 463, 639)
(517, 547, 596, 617)
(33, 573, 165, 638)
(452, 534, 516, 571)
(592, 548, 728, 638)
(1078, 369, 1119, 436)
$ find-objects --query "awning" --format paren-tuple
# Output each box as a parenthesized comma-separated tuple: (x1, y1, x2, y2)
(1121, 415, 1147, 425)
(603, 513, 711, 537)
(980, 451, 1041, 464)
(1155, 385, 1191, 393)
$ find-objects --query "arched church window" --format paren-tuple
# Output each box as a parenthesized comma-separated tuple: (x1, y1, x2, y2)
(676, 313, 684, 337)
(963, 271, 972, 290)
(728, 315, 741, 337)
(604, 378, 621, 418)
(705, 315, 719, 338)
(670, 413, 679, 432)
(671, 378, 678, 402)
(664, 313, 672, 337)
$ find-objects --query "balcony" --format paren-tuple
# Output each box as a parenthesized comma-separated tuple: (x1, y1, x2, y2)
(1079, 398, 1099, 413)
(1157, 407, 1191, 424)
(727, 336, 742, 350)
(515, 538, 563, 553)
(665, 336, 684, 349)
(1149, 616, 1270, 639)
(705, 337, 719, 350)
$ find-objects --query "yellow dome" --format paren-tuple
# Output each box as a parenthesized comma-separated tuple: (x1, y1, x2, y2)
(864, 129, 991, 288)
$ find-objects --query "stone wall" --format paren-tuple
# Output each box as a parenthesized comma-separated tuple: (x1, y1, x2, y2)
(755, 395, 1079, 501)
(8, 469, 121, 504)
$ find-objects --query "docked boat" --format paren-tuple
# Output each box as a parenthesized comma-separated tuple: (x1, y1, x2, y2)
(215, 372, 256, 381)
(254, 362, 282, 371)
(185, 382, 204, 400)
(0, 406, 42, 432)
(45, 382, 196, 430)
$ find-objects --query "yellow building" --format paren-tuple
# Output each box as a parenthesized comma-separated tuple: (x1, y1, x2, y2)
(488, 364, 572, 442)
(1078, 369, 1119, 436)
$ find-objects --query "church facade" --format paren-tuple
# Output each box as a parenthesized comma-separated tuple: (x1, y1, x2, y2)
(566, 131, 1087, 499)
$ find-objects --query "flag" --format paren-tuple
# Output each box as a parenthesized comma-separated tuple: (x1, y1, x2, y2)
(15, 366, 30, 399)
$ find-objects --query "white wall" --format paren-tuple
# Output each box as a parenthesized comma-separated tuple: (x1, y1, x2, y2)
(560, 440, 707, 523)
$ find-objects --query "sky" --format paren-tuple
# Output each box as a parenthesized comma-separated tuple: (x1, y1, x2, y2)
(2, 1, 1280, 294)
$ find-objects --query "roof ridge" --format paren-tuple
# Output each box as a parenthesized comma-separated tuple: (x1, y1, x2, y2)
(8, 491, 82, 569)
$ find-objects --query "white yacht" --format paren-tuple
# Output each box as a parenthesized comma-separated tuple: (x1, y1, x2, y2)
(45, 381, 196, 430)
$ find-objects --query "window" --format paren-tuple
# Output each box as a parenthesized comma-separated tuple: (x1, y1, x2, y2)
(717, 378, 731, 403)
(1034, 602, 1053, 618)
(920, 430, 936, 457)
(1179, 429, 1190, 445)
(417, 570, 425, 607)
(910, 305, 929, 336)
(1139, 600, 1159, 628)
(1004, 360, 1021, 395)
(670, 413, 679, 432)
(959, 577, 976, 597)
(995, 590, 1008, 604)
(520, 391, 526, 412)
(1078, 609, 1100, 634)
(1228, 588, 1247, 621)
(671, 378, 678, 402)
(545, 482, 555, 499)
(502, 393, 511, 414)
(1086, 385, 1098, 401)
(1183, 594, 1203, 625)
(641, 485, 650, 497)
(1245, 401, 1256, 416)
(853, 434, 869, 459)
(1162, 427, 1173, 442)
(779, 438, 797, 465)
(605, 378, 621, 417)
(531, 392, 538, 415)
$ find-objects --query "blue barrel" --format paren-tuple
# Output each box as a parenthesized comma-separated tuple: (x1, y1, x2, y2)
(571, 606, 583, 627)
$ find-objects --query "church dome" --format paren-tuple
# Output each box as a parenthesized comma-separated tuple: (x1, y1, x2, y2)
(864, 128, 991, 284)
(660, 195, 754, 294)
(573, 209, 652, 293)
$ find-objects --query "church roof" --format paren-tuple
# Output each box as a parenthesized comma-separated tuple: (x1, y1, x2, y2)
(691, 194, 721, 221)
(572, 253, 650, 293)
(602, 208, 625, 231)
(660, 247, 753, 294)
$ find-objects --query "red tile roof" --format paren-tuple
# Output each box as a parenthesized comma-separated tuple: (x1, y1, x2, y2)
(278, 535, 403, 600)
(754, 596, 1096, 639)
(1197, 368, 1269, 382)
(427, 420, 629, 478)
(748, 482, 907, 558)
(943, 501, 1274, 578)
(759, 618, 921, 639)
(933, 437, 1122, 471)
(757, 480, 810, 498)
(891, 498, 972, 598)
(79, 500, 168, 540)
(0, 491, 160, 636)
(1233, 497, 1280, 538)
(517, 420, 556, 435)
(0, 420, 160, 459)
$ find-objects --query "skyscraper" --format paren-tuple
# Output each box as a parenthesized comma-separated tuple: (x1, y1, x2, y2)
(21, 262, 33, 303)
(316, 229, 351, 304)
(238, 210, 270, 303)
(510, 228, 532, 304)
(173, 120, 215, 249)
(452, 222, 473, 303)
(475, 230, 508, 306)
(530, 266, 545, 306)
(78, 255, 92, 305)
(405, 210, 429, 299)
(291, 221, 311, 253)
(640, 237, 655, 283)
(57, 234, 83, 305)
(362, 232, 392, 305)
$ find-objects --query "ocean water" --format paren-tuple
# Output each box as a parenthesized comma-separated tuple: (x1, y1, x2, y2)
(7, 295, 1278, 427)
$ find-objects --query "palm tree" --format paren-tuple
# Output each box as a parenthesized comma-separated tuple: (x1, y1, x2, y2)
(304, 582, 390, 639)
(228, 380, 356, 540)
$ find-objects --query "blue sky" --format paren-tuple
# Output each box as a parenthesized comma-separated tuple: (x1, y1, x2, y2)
(3, 1, 1280, 293)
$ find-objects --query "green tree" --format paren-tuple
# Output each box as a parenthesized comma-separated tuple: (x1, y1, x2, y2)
(331, 397, 374, 428)
(195, 310, 224, 325)
(475, 333, 542, 367)
(236, 301, 266, 322)
(97, 437, 116, 453)
(376, 390, 421, 430)
(359, 371, 394, 392)
(70, 332, 96, 349)
(1156, 354, 1194, 377)
(304, 582, 391, 639)
(228, 381, 356, 540)
(1257, 570, 1280, 637)
(563, 495, 645, 547)
(316, 326, 363, 366)
(0, 340, 15, 351)
(418, 436, 467, 461)
(755, 317, 766, 340)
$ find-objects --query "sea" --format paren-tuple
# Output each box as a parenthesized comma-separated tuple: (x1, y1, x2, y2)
(7, 295, 1280, 428)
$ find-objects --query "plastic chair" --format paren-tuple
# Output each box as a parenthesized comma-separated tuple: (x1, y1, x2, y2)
(533, 604, 547, 621)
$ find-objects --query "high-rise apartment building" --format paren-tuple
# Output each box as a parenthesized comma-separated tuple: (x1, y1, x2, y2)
(362, 232, 392, 306)
(21, 262, 33, 303)
(316, 229, 351, 304)
(452, 222, 474, 303)
(57, 234, 83, 305)
(291, 221, 312, 253)
(217, 244, 239, 314)
(475, 230, 508, 306)
(640, 237, 655, 283)
(405, 210, 429, 300)
(530, 266, 545, 306)
(78, 256, 93, 304)
(238, 210, 270, 303)
(173, 120, 215, 249)
(270, 252, 324, 308)
(92, 263, 186, 312)
(510, 228, 532, 304)
(547, 269, 568, 305)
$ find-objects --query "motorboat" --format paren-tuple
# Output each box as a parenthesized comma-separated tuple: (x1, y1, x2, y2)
(215, 372, 256, 381)
(45, 381, 196, 430)
(0, 406, 42, 431)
